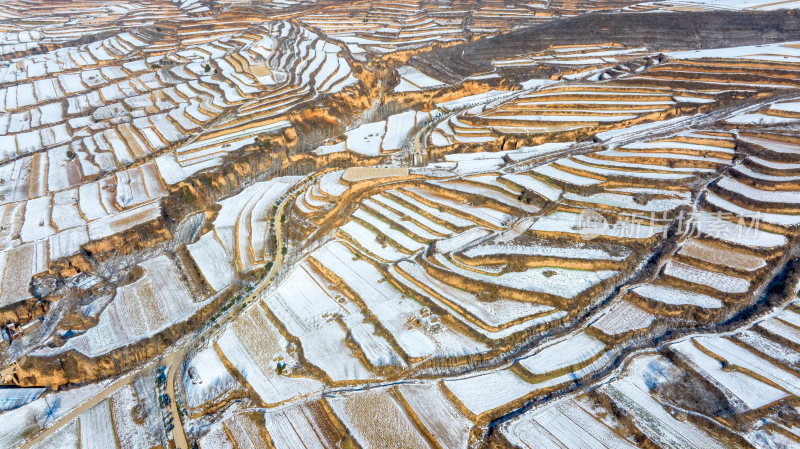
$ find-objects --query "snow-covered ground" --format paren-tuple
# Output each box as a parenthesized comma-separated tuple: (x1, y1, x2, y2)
(0, 380, 111, 449)
(78, 400, 117, 449)
(518, 332, 607, 376)
(397, 383, 472, 449)
(462, 241, 629, 261)
(216, 303, 323, 405)
(671, 339, 787, 410)
(530, 211, 665, 240)
(590, 300, 655, 335)
(327, 388, 431, 449)
(434, 252, 617, 299)
(266, 263, 376, 382)
(183, 347, 238, 410)
(435, 228, 489, 254)
(8, 7, 800, 449)
(662, 260, 750, 294)
(633, 284, 723, 308)
(0, 387, 46, 412)
(444, 369, 534, 417)
(502, 397, 638, 449)
(262, 401, 341, 449)
(55, 255, 202, 357)
(187, 232, 235, 292)
(396, 260, 557, 330)
(313, 241, 489, 359)
(601, 355, 727, 449)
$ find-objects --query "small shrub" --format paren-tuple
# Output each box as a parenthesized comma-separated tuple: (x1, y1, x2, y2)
(177, 185, 197, 205)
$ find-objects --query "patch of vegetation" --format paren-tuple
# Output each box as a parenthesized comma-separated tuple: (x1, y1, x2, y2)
(177, 185, 197, 206)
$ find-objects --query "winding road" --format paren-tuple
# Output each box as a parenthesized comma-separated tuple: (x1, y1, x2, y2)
(19, 176, 312, 449)
(16, 83, 800, 449)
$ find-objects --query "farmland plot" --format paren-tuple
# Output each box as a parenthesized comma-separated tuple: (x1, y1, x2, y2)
(590, 300, 656, 336)
(518, 332, 607, 379)
(361, 199, 439, 241)
(446, 352, 620, 421)
(394, 259, 562, 335)
(318, 170, 349, 197)
(338, 220, 409, 262)
(199, 423, 234, 449)
(631, 284, 723, 309)
(403, 185, 511, 229)
(705, 191, 800, 226)
(670, 339, 786, 411)
(692, 336, 800, 396)
(209, 177, 301, 272)
(0, 380, 110, 448)
(87, 201, 162, 241)
(48, 226, 88, 260)
(459, 241, 630, 263)
(677, 239, 766, 272)
(216, 303, 323, 404)
(263, 401, 342, 449)
(387, 189, 475, 230)
(187, 232, 235, 292)
(396, 383, 473, 449)
(224, 411, 270, 449)
(78, 400, 118, 449)
(311, 241, 488, 361)
(371, 193, 454, 236)
(391, 265, 569, 340)
(30, 419, 79, 449)
(327, 388, 432, 449)
(737, 331, 800, 373)
(693, 211, 786, 248)
(758, 316, 800, 345)
(501, 398, 638, 449)
(435, 83, 682, 144)
(111, 384, 160, 449)
(443, 369, 536, 418)
(352, 207, 427, 252)
(20, 196, 55, 243)
(430, 180, 540, 214)
(431, 251, 617, 299)
(662, 260, 750, 294)
(265, 263, 375, 382)
(529, 211, 665, 240)
(0, 240, 48, 307)
(600, 355, 727, 449)
(183, 347, 238, 410)
(60, 255, 199, 356)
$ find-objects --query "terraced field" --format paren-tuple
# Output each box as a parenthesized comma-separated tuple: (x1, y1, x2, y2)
(3, 2, 800, 449)
(183, 113, 800, 447)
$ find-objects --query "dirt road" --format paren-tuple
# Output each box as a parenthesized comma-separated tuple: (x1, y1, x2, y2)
(165, 349, 189, 449)
(19, 177, 311, 449)
(20, 347, 186, 449)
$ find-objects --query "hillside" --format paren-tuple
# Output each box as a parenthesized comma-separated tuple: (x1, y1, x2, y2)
(2, 1, 800, 448)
